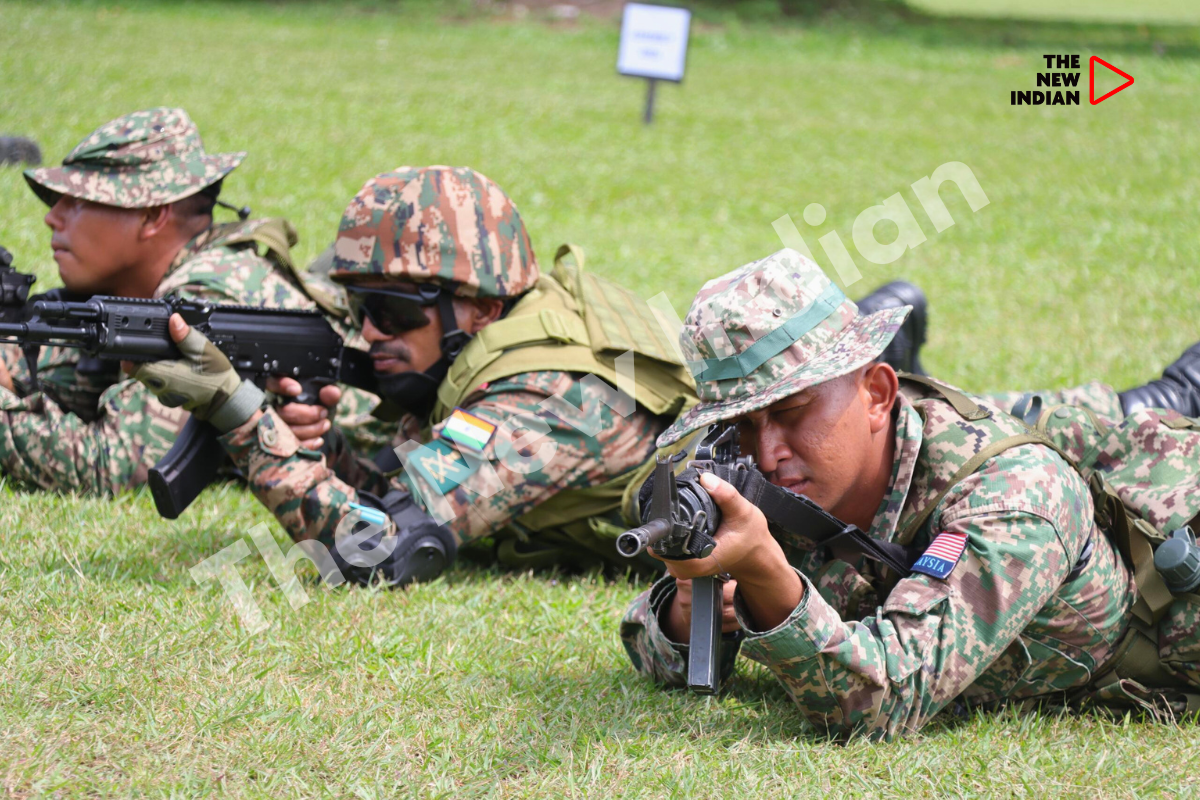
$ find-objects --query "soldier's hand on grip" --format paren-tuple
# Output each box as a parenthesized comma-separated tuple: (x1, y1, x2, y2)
(268, 376, 341, 449)
(131, 313, 263, 433)
(663, 577, 740, 642)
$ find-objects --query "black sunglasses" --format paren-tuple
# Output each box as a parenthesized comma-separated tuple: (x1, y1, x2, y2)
(345, 284, 443, 335)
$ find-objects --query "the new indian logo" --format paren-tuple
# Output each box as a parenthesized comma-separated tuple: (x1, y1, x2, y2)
(1011, 54, 1133, 106)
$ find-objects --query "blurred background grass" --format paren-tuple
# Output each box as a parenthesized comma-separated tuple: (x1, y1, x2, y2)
(1, 1, 1199, 796)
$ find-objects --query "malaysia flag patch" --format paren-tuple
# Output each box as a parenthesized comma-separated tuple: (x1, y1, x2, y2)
(911, 532, 969, 580)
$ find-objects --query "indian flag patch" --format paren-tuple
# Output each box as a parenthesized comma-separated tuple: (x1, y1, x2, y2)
(441, 408, 497, 452)
(911, 532, 969, 580)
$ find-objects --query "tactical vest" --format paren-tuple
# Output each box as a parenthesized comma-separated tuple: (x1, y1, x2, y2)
(896, 375, 1200, 713)
(432, 245, 697, 571)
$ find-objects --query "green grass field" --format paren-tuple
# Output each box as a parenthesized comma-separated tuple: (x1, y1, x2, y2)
(2, 1, 1200, 796)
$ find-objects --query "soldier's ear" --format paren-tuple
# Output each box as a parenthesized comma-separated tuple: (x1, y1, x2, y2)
(862, 362, 898, 434)
(457, 297, 506, 335)
(137, 204, 172, 241)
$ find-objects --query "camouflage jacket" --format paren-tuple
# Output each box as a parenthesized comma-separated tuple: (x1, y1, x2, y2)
(0, 223, 340, 494)
(621, 383, 1140, 741)
(218, 369, 665, 553)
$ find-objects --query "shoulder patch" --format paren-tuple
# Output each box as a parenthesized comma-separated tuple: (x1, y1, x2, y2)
(408, 438, 482, 495)
(441, 407, 497, 452)
(911, 532, 969, 580)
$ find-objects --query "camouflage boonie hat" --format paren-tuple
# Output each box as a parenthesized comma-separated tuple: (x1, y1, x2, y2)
(329, 166, 539, 298)
(658, 249, 911, 446)
(23, 107, 244, 209)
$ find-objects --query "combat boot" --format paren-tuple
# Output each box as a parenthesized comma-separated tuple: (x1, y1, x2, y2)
(1119, 342, 1200, 417)
(855, 280, 928, 376)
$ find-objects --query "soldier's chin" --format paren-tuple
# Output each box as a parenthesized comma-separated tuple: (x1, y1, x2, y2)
(55, 257, 91, 293)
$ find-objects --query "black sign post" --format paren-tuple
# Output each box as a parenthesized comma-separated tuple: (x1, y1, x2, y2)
(643, 78, 658, 125)
(617, 4, 691, 126)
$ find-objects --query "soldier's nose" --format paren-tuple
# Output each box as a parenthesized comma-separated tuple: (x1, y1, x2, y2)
(45, 199, 68, 231)
(361, 316, 390, 343)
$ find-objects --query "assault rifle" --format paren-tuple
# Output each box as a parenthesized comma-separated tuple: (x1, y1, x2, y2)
(616, 425, 918, 694)
(0, 294, 379, 519)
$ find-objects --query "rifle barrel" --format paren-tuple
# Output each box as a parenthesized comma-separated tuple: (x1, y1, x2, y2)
(616, 517, 672, 558)
(33, 300, 101, 322)
(0, 320, 93, 342)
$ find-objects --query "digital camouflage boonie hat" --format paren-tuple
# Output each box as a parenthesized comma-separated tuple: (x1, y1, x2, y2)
(24, 107, 244, 209)
(329, 166, 539, 298)
(658, 249, 911, 446)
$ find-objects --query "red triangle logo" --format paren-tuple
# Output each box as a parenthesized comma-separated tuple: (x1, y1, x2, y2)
(1090, 56, 1134, 105)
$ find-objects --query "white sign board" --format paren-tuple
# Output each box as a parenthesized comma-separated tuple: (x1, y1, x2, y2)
(617, 3, 691, 83)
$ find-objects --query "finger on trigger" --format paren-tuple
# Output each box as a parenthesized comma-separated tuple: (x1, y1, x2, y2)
(290, 424, 322, 439)
(281, 404, 321, 425)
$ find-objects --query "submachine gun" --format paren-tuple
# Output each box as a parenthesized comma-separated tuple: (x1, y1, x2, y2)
(616, 424, 919, 695)
(0, 293, 379, 519)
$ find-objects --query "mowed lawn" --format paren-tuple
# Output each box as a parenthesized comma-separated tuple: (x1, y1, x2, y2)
(2, 1, 1200, 796)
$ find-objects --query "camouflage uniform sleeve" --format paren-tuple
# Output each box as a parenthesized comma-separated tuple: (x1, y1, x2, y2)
(620, 578, 690, 687)
(322, 424, 392, 492)
(735, 449, 1108, 741)
(217, 407, 384, 544)
(619, 576, 743, 688)
(0, 376, 187, 494)
(0, 318, 182, 494)
(395, 371, 661, 546)
(1, 344, 30, 393)
(219, 370, 661, 548)
(2, 343, 104, 413)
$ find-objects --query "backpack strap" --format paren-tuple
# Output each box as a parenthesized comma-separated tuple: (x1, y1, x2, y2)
(1088, 473, 1175, 625)
(209, 218, 298, 271)
(895, 431, 1049, 546)
(897, 372, 991, 421)
(897, 375, 1175, 625)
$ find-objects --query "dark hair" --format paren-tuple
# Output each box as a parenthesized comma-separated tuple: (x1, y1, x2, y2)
(173, 178, 223, 220)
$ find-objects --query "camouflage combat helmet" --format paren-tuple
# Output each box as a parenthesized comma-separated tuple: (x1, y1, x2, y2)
(329, 166, 539, 298)
(658, 248, 911, 446)
(24, 107, 244, 209)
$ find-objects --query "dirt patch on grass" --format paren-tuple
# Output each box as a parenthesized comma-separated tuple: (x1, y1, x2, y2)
(478, 0, 626, 22)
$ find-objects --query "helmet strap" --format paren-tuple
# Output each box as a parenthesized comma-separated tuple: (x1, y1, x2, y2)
(436, 290, 471, 360)
(374, 289, 473, 420)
